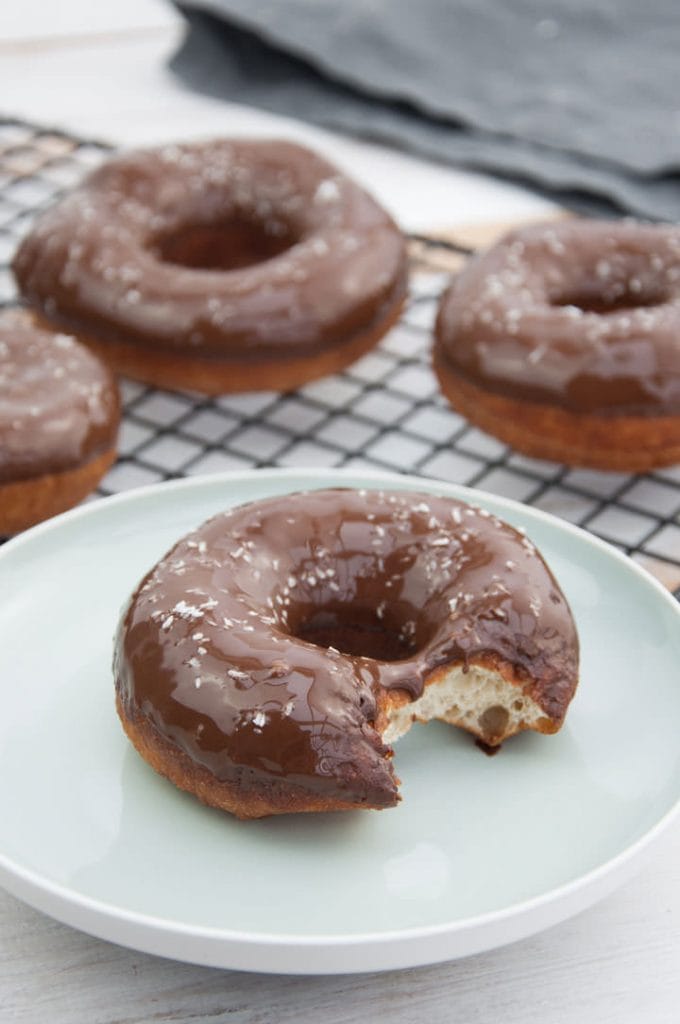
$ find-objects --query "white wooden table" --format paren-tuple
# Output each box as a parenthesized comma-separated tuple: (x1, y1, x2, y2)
(1, 4, 678, 1021)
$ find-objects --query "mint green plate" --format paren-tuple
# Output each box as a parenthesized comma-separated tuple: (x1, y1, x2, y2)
(0, 468, 678, 973)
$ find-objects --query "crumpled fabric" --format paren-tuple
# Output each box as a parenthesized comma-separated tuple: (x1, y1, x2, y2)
(170, 0, 680, 220)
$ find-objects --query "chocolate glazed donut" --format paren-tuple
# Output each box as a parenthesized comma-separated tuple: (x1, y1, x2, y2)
(0, 309, 120, 534)
(13, 139, 408, 394)
(434, 219, 680, 470)
(114, 488, 579, 819)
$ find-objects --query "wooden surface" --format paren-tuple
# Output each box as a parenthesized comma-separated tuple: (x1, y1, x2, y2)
(1, 3, 679, 1021)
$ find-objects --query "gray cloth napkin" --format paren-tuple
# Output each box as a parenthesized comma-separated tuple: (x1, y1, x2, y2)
(170, 0, 680, 220)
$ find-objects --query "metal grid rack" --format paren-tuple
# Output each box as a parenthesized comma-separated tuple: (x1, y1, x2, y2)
(1, 116, 680, 599)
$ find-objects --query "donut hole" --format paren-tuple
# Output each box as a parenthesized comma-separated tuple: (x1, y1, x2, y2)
(551, 280, 669, 314)
(293, 605, 421, 662)
(153, 216, 299, 271)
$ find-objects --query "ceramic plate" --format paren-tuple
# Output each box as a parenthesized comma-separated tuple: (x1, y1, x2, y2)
(0, 467, 679, 974)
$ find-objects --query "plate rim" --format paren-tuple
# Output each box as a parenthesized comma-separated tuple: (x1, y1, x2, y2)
(1, 465, 679, 973)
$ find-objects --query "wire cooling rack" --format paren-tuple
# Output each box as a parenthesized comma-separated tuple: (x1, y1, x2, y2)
(1, 116, 679, 599)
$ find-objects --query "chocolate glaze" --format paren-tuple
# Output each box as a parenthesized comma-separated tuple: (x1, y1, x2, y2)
(13, 139, 408, 363)
(436, 220, 680, 415)
(0, 310, 120, 484)
(114, 489, 578, 806)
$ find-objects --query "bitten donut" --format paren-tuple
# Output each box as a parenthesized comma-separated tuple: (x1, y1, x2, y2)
(13, 139, 408, 394)
(0, 310, 120, 534)
(114, 488, 579, 819)
(434, 219, 680, 470)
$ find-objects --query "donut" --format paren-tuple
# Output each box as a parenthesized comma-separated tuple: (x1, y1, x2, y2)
(114, 488, 579, 818)
(12, 139, 408, 395)
(434, 219, 680, 471)
(0, 310, 120, 535)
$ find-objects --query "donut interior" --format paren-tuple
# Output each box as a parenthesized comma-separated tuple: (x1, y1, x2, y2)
(288, 579, 557, 749)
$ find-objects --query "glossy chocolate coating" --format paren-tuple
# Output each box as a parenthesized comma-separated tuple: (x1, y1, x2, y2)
(0, 310, 119, 484)
(13, 139, 407, 362)
(436, 220, 680, 415)
(114, 489, 578, 806)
